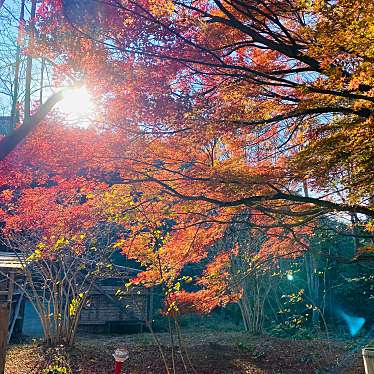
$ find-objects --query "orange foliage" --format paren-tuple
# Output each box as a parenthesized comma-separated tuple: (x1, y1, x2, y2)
(1, 0, 372, 315)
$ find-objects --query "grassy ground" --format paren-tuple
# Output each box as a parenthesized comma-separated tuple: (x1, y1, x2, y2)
(5, 331, 365, 373)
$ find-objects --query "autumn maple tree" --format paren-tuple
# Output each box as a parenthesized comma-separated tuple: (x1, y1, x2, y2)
(32, 0, 373, 214)
(0, 0, 373, 327)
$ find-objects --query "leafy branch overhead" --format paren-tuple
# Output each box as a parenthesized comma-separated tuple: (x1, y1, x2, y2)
(0, 0, 373, 322)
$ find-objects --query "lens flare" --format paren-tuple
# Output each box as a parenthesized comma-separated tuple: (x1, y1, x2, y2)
(56, 86, 95, 127)
(338, 310, 365, 336)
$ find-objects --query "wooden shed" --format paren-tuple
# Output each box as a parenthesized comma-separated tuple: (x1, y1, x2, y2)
(20, 274, 154, 337)
(79, 280, 153, 333)
(0, 252, 25, 373)
(0, 251, 154, 338)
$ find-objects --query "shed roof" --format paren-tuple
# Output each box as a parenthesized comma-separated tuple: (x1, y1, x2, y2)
(0, 252, 24, 270)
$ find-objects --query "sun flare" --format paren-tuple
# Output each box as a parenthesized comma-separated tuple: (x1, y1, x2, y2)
(57, 86, 95, 121)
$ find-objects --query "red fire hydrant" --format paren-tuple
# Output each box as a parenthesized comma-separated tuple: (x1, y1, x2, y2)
(113, 347, 129, 374)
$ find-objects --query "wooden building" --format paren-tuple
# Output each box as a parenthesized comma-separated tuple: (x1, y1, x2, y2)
(19, 279, 154, 337)
(79, 280, 153, 333)
(0, 251, 154, 340)
(0, 252, 25, 373)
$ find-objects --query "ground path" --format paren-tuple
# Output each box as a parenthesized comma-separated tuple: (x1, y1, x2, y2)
(5, 331, 365, 373)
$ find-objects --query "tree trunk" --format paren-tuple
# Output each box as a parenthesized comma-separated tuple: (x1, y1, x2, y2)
(10, 0, 25, 129)
(305, 251, 320, 327)
(0, 90, 64, 160)
(24, 0, 37, 120)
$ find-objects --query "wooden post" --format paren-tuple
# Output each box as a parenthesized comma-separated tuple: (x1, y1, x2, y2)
(0, 304, 9, 374)
(0, 272, 14, 374)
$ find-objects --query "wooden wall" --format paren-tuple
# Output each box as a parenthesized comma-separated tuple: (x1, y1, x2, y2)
(79, 286, 152, 326)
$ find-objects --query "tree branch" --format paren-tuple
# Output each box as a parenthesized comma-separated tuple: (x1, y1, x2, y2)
(0, 90, 65, 161)
(149, 178, 374, 217)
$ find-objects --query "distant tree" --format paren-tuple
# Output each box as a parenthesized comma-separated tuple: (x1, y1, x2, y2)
(0, 0, 72, 160)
